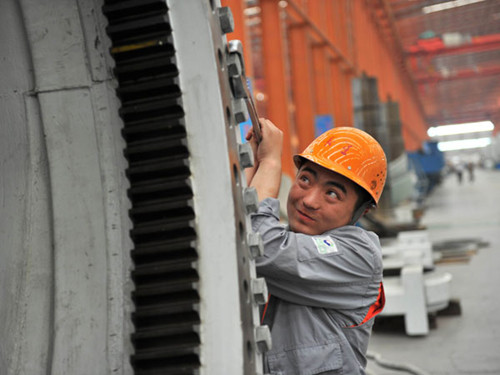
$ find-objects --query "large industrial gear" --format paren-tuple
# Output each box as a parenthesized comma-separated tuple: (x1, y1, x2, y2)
(0, 0, 268, 374)
(102, 0, 270, 373)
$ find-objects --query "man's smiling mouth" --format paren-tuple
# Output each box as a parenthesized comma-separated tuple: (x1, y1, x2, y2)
(297, 208, 315, 221)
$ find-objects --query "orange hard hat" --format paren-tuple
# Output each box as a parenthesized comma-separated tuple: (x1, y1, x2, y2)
(294, 127, 387, 204)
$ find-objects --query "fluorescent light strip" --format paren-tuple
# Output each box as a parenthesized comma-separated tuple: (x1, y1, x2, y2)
(437, 137, 491, 151)
(243, 7, 261, 16)
(423, 0, 486, 14)
(428, 121, 494, 137)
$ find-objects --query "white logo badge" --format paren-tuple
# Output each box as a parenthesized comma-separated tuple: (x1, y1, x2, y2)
(312, 236, 339, 255)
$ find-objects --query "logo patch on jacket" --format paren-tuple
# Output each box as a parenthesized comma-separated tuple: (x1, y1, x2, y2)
(312, 236, 339, 255)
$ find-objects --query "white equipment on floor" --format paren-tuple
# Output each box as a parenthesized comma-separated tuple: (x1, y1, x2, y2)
(380, 230, 453, 335)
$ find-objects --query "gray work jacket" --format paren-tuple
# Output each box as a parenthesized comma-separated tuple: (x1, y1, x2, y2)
(253, 198, 385, 375)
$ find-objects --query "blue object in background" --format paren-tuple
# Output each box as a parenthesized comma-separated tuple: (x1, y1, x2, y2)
(240, 119, 252, 143)
(315, 115, 334, 137)
(408, 141, 445, 174)
(239, 77, 255, 143)
(408, 141, 445, 195)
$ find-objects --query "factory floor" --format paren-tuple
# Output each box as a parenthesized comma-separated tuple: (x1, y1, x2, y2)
(366, 167, 500, 375)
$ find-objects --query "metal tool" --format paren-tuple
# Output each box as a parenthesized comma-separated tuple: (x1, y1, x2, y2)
(228, 40, 262, 144)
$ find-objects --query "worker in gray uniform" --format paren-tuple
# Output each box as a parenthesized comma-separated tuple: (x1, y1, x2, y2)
(246, 119, 387, 375)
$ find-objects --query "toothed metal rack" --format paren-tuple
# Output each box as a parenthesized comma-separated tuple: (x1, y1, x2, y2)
(102, 1, 270, 374)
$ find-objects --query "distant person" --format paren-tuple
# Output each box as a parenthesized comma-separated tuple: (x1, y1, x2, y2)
(246, 119, 387, 374)
(466, 162, 475, 182)
(455, 162, 464, 184)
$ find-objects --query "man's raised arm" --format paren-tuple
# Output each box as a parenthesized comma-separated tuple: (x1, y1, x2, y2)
(245, 118, 283, 201)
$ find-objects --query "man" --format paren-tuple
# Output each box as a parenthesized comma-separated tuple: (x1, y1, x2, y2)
(246, 119, 387, 375)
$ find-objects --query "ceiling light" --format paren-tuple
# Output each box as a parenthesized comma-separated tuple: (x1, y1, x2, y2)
(427, 121, 494, 137)
(437, 137, 491, 151)
(243, 7, 261, 16)
(422, 0, 486, 14)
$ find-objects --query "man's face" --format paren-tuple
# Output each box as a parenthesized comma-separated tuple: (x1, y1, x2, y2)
(286, 161, 359, 235)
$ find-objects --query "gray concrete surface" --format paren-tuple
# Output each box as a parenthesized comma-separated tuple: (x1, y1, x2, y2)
(367, 168, 500, 375)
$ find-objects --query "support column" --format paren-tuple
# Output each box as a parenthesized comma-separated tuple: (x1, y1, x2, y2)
(289, 22, 316, 151)
(325, 0, 345, 126)
(260, 0, 295, 177)
(325, 0, 357, 126)
(335, 0, 355, 126)
(309, 0, 335, 128)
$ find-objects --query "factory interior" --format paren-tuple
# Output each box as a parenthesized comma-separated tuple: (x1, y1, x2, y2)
(1, 0, 499, 374)
(223, 1, 500, 373)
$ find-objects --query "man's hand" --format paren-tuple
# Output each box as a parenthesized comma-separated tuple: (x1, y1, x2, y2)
(245, 118, 283, 201)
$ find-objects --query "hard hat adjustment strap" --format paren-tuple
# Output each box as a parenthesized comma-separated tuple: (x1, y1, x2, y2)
(350, 200, 374, 225)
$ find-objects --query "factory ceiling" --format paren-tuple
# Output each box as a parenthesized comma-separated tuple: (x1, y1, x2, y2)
(387, 0, 500, 127)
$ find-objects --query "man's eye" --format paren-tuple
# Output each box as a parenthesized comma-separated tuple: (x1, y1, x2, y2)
(299, 175, 309, 183)
(327, 190, 338, 199)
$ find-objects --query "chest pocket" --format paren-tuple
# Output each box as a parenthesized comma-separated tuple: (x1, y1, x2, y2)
(267, 340, 342, 375)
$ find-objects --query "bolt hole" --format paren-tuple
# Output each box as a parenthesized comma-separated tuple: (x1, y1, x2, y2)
(233, 164, 240, 186)
(247, 340, 253, 360)
(239, 221, 245, 242)
(218, 48, 224, 69)
(243, 279, 249, 296)
(226, 106, 232, 127)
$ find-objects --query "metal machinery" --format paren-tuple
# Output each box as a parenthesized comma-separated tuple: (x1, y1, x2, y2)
(0, 0, 269, 374)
